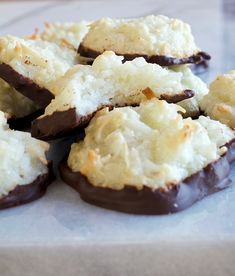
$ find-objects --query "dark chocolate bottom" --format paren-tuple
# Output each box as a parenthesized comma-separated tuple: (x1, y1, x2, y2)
(31, 108, 92, 141)
(181, 109, 201, 120)
(59, 140, 235, 214)
(0, 63, 54, 108)
(78, 44, 211, 66)
(160, 89, 194, 103)
(8, 109, 44, 130)
(0, 163, 54, 210)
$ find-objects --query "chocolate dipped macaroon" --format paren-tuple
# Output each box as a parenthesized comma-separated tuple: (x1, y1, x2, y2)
(31, 51, 208, 140)
(0, 112, 54, 209)
(78, 15, 210, 66)
(60, 98, 235, 214)
(0, 36, 79, 108)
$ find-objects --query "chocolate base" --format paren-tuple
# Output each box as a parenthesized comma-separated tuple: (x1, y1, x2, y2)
(59, 140, 235, 214)
(31, 90, 194, 140)
(31, 108, 93, 140)
(78, 44, 211, 66)
(8, 109, 44, 130)
(0, 63, 54, 108)
(0, 163, 54, 210)
(160, 89, 194, 103)
(180, 109, 201, 120)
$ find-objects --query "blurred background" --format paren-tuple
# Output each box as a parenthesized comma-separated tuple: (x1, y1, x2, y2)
(0, 0, 234, 81)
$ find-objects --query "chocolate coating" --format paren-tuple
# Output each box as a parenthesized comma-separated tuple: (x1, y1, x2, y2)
(8, 109, 44, 130)
(160, 89, 194, 103)
(0, 63, 54, 108)
(0, 162, 54, 210)
(59, 140, 235, 214)
(31, 108, 93, 140)
(78, 44, 211, 66)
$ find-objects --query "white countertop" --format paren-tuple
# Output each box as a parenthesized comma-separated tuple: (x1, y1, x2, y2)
(0, 1, 235, 276)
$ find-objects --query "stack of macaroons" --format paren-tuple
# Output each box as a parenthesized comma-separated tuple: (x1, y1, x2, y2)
(0, 35, 79, 108)
(1, 15, 235, 214)
(0, 21, 90, 123)
(0, 20, 91, 208)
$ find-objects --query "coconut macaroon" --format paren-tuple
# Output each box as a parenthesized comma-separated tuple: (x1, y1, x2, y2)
(28, 22, 92, 65)
(60, 99, 235, 214)
(0, 35, 79, 107)
(31, 51, 208, 140)
(0, 78, 38, 121)
(0, 112, 54, 209)
(40, 21, 90, 50)
(200, 70, 235, 128)
(78, 15, 210, 66)
(37, 22, 92, 66)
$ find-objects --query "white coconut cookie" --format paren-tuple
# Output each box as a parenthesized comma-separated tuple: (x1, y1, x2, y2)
(0, 35, 79, 107)
(40, 21, 90, 50)
(67, 98, 235, 191)
(79, 15, 208, 65)
(0, 111, 51, 199)
(31, 51, 208, 139)
(45, 51, 208, 117)
(0, 78, 37, 119)
(200, 70, 235, 128)
(28, 22, 92, 65)
(0, 35, 78, 89)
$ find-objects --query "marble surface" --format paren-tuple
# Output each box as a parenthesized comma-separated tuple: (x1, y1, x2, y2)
(0, 1, 235, 276)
